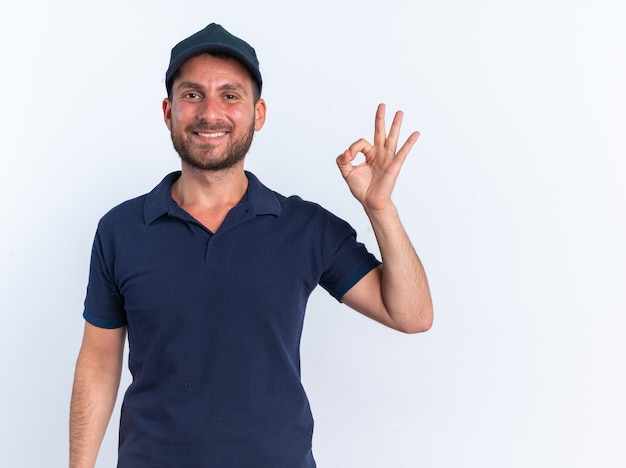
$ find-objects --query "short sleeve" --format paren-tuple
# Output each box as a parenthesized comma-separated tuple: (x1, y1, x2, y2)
(318, 218, 381, 302)
(82, 227, 127, 329)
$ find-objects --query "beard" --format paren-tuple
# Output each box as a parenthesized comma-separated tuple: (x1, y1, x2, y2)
(170, 119, 255, 172)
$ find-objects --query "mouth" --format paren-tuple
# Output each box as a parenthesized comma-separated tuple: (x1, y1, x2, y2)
(195, 131, 227, 139)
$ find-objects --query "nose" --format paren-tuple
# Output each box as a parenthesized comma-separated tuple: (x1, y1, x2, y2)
(197, 95, 221, 122)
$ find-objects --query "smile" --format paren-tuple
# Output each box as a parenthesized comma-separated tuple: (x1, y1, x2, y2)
(196, 131, 227, 138)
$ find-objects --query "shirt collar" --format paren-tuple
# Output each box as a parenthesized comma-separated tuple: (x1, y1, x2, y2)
(144, 171, 281, 225)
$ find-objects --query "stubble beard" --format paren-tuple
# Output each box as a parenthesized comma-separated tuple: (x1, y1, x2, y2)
(171, 120, 255, 172)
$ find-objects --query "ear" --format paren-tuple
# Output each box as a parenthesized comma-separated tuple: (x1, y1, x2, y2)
(162, 98, 172, 131)
(254, 98, 267, 131)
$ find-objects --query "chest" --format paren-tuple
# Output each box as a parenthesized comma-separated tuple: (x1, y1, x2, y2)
(111, 215, 324, 332)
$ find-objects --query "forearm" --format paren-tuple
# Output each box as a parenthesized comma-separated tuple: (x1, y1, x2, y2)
(69, 326, 124, 468)
(365, 202, 433, 332)
(69, 363, 120, 467)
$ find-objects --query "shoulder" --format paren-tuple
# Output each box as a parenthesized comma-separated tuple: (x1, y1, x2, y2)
(96, 172, 179, 232)
(277, 192, 344, 223)
(97, 194, 148, 229)
(271, 192, 359, 245)
(247, 171, 341, 223)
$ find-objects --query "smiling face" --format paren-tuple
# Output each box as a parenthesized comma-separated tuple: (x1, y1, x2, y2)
(162, 53, 266, 172)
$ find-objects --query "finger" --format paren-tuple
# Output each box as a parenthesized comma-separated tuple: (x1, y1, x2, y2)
(336, 149, 355, 178)
(386, 110, 404, 152)
(393, 131, 420, 167)
(373, 103, 387, 147)
(347, 138, 373, 156)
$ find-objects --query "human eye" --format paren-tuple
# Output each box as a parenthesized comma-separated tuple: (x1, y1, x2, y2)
(220, 84, 246, 101)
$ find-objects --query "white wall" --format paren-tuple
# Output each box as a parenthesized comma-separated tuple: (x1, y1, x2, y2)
(1, 1, 625, 466)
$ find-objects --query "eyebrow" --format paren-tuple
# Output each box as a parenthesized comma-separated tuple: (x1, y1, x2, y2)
(175, 81, 204, 93)
(217, 83, 249, 96)
(175, 81, 249, 96)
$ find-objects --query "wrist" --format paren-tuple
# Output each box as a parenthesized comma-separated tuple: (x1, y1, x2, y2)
(363, 200, 397, 217)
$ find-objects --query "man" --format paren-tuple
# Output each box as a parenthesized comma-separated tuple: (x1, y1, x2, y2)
(70, 23, 432, 468)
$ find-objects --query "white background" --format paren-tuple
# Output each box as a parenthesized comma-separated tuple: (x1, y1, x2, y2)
(1, 1, 625, 467)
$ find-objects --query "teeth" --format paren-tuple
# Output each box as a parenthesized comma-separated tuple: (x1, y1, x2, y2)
(197, 131, 226, 138)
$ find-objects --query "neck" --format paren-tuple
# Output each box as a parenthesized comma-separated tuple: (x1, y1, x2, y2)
(171, 164, 249, 232)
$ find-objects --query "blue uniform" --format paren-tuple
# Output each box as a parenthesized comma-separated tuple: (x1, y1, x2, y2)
(84, 171, 380, 467)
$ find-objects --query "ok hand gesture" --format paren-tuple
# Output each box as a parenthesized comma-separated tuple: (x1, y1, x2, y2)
(336, 103, 419, 212)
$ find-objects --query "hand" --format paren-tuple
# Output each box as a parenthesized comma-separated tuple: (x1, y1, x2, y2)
(336, 103, 419, 211)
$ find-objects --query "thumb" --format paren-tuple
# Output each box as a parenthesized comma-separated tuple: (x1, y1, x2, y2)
(336, 149, 354, 179)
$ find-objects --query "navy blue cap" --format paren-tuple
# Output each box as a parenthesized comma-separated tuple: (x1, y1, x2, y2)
(165, 23, 262, 94)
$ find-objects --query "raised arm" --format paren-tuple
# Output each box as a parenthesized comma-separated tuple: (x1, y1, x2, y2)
(70, 322, 126, 468)
(336, 103, 433, 333)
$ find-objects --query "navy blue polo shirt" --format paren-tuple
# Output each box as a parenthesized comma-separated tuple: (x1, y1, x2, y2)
(83, 171, 381, 467)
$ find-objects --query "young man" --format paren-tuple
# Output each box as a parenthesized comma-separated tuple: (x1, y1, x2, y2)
(70, 23, 432, 468)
